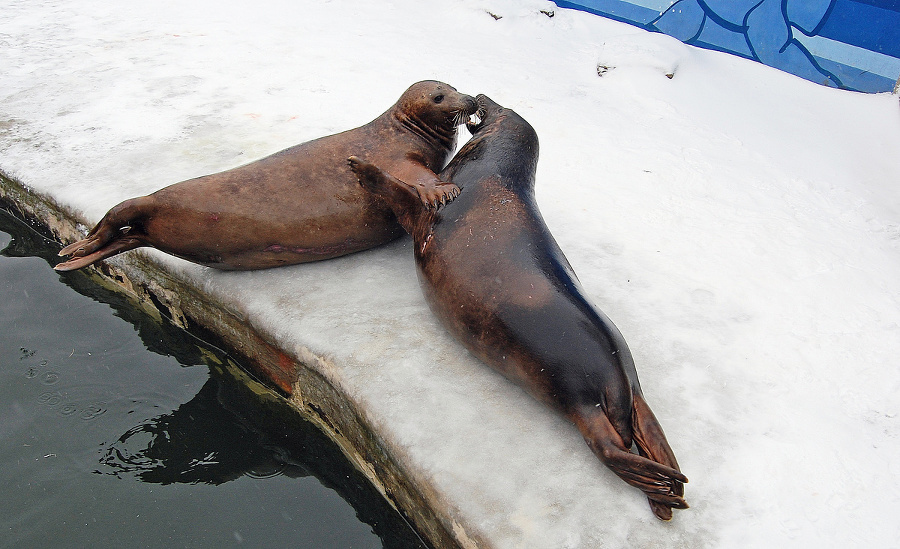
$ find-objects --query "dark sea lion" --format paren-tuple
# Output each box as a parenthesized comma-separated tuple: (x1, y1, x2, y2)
(55, 81, 478, 271)
(348, 95, 687, 520)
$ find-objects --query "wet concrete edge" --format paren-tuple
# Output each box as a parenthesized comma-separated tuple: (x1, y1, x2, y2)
(0, 170, 483, 549)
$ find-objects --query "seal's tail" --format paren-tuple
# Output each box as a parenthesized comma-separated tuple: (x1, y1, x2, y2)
(55, 236, 142, 271)
(571, 397, 687, 520)
(631, 392, 687, 520)
(55, 198, 146, 271)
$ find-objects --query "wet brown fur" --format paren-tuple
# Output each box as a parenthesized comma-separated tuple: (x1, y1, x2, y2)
(55, 81, 477, 271)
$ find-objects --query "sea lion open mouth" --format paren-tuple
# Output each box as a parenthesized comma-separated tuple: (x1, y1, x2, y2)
(466, 106, 485, 133)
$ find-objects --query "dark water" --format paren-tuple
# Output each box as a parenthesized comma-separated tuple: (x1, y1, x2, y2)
(0, 205, 427, 549)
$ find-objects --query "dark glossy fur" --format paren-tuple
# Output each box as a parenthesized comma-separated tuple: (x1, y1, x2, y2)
(349, 95, 687, 520)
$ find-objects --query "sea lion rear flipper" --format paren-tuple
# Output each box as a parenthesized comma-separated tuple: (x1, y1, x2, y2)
(55, 237, 142, 271)
(571, 405, 688, 520)
(58, 228, 115, 259)
(348, 156, 426, 233)
(631, 392, 687, 520)
(57, 196, 152, 264)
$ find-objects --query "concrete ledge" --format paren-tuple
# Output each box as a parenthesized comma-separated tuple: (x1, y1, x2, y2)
(0, 172, 466, 549)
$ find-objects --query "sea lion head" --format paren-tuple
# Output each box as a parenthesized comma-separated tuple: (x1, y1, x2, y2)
(395, 81, 478, 146)
(452, 94, 539, 190)
(465, 93, 520, 137)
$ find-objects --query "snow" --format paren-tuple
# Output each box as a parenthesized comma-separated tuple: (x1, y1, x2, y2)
(3, 0, 900, 547)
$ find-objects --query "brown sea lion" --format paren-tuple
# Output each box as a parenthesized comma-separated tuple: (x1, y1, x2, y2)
(55, 81, 477, 271)
(348, 95, 687, 520)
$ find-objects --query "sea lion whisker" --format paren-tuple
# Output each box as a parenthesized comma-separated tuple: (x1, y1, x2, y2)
(451, 108, 467, 127)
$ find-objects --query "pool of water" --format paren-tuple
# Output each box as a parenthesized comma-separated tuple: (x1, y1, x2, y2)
(0, 205, 427, 548)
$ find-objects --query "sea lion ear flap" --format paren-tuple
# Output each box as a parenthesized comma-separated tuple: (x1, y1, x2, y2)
(347, 156, 424, 233)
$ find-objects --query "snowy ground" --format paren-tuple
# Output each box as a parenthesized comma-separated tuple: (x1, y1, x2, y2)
(3, 0, 900, 547)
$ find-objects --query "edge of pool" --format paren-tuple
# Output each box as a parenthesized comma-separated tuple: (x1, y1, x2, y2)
(0, 170, 478, 549)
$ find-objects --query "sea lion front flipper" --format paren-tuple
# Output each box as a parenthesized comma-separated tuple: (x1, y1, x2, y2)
(400, 152, 460, 210)
(348, 156, 426, 233)
(54, 236, 142, 271)
(571, 405, 688, 519)
(415, 177, 460, 210)
(631, 392, 687, 520)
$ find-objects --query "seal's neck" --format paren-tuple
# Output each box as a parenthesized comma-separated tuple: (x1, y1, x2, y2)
(393, 111, 457, 154)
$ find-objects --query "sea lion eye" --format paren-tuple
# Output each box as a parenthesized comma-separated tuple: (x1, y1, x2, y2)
(433, 94, 444, 104)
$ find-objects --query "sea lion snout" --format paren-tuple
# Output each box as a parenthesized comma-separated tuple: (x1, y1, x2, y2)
(460, 94, 483, 132)
(448, 93, 479, 127)
(462, 94, 478, 115)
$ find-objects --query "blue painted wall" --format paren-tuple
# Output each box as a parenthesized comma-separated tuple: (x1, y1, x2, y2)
(554, 0, 900, 92)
